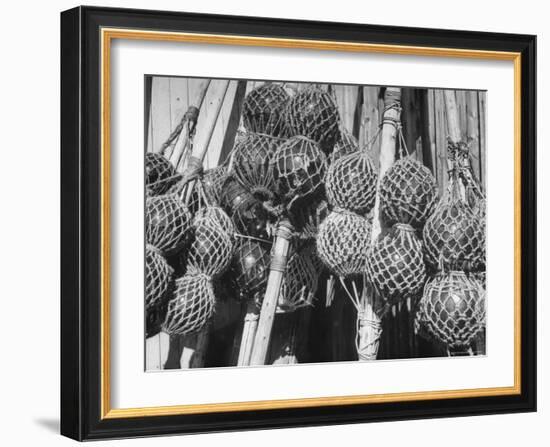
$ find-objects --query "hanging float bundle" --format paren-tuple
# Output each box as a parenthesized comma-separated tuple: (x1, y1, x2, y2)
(423, 169, 485, 272)
(232, 132, 284, 201)
(145, 152, 177, 196)
(316, 210, 372, 277)
(366, 223, 427, 304)
(286, 86, 341, 154)
(415, 271, 485, 348)
(379, 156, 438, 229)
(325, 150, 378, 216)
(271, 136, 327, 210)
(242, 83, 289, 137)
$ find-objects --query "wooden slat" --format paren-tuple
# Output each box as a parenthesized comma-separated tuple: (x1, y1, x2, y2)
(332, 85, 360, 135)
(478, 91, 487, 191)
(359, 87, 381, 155)
(150, 77, 172, 153)
(434, 90, 448, 195)
(466, 90, 481, 182)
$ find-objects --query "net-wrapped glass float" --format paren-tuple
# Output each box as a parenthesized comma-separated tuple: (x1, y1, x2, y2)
(232, 132, 284, 201)
(146, 300, 168, 339)
(366, 223, 427, 303)
(379, 156, 438, 229)
(163, 270, 216, 335)
(325, 150, 378, 216)
(220, 176, 270, 238)
(187, 221, 234, 278)
(145, 152, 176, 196)
(242, 83, 289, 137)
(277, 248, 318, 312)
(316, 210, 371, 277)
(272, 136, 327, 209)
(146, 195, 192, 255)
(415, 271, 485, 348)
(231, 238, 271, 306)
(423, 179, 485, 272)
(286, 87, 340, 154)
(145, 245, 174, 310)
(193, 206, 235, 240)
(201, 165, 228, 206)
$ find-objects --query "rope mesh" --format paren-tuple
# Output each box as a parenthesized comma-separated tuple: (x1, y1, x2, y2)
(242, 83, 289, 137)
(146, 195, 192, 255)
(231, 238, 271, 306)
(145, 245, 173, 310)
(290, 199, 329, 240)
(423, 175, 485, 272)
(232, 132, 284, 200)
(326, 150, 378, 215)
(316, 210, 371, 277)
(366, 223, 427, 303)
(278, 247, 318, 312)
(380, 156, 438, 229)
(330, 128, 359, 163)
(193, 206, 235, 240)
(145, 152, 177, 196)
(163, 271, 216, 335)
(187, 221, 234, 278)
(201, 165, 228, 207)
(415, 271, 485, 348)
(272, 136, 327, 209)
(286, 87, 340, 154)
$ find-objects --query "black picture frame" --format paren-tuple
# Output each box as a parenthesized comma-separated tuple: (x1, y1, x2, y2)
(61, 5, 536, 441)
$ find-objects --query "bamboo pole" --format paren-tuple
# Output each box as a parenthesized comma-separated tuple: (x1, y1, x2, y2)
(443, 90, 462, 143)
(249, 219, 294, 365)
(357, 87, 402, 360)
(237, 302, 260, 366)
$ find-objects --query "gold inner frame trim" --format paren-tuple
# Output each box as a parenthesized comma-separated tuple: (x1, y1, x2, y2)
(100, 27, 522, 420)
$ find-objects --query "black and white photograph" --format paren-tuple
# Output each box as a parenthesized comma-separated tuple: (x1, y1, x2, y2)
(144, 77, 487, 370)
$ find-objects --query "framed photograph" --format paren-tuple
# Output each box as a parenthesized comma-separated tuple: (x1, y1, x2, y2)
(61, 6, 536, 441)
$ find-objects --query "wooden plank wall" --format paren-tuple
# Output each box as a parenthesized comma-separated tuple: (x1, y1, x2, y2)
(145, 78, 487, 368)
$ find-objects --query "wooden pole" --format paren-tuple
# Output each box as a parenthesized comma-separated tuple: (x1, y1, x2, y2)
(357, 87, 402, 360)
(249, 219, 294, 365)
(443, 90, 462, 143)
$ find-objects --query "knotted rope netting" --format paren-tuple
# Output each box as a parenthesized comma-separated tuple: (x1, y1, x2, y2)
(415, 271, 485, 349)
(163, 269, 216, 336)
(286, 86, 340, 154)
(271, 136, 327, 210)
(316, 210, 372, 277)
(330, 128, 359, 163)
(379, 155, 438, 229)
(242, 83, 289, 137)
(366, 223, 427, 304)
(187, 220, 234, 278)
(193, 206, 235, 240)
(231, 237, 271, 306)
(423, 167, 485, 272)
(232, 132, 284, 201)
(325, 150, 378, 216)
(146, 195, 192, 255)
(278, 248, 319, 313)
(145, 152, 178, 196)
(145, 244, 174, 311)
